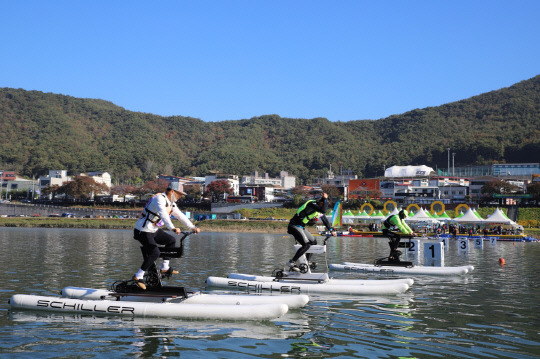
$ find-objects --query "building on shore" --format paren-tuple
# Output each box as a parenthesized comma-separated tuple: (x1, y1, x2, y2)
(80, 171, 112, 189)
(0, 170, 38, 200)
(311, 168, 357, 200)
(205, 174, 240, 196)
(38, 170, 72, 199)
(241, 171, 296, 190)
(38, 170, 112, 199)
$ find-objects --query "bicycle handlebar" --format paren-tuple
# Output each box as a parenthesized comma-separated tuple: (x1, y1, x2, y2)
(179, 230, 196, 241)
(323, 233, 333, 245)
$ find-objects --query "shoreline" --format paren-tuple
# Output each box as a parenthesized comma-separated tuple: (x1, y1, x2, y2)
(1, 217, 538, 239)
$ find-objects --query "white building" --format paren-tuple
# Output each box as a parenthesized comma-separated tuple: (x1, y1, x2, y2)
(312, 168, 357, 200)
(79, 172, 112, 197)
(158, 174, 198, 194)
(81, 172, 112, 189)
(39, 170, 112, 199)
(381, 173, 470, 204)
(241, 171, 296, 189)
(438, 185, 468, 202)
(39, 170, 71, 192)
(205, 174, 240, 196)
(384, 165, 435, 178)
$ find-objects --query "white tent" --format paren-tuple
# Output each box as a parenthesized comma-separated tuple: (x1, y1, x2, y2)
(356, 210, 372, 219)
(484, 208, 513, 225)
(342, 210, 355, 224)
(452, 208, 484, 223)
(387, 207, 400, 216)
(371, 211, 386, 220)
(406, 207, 440, 223)
(384, 165, 435, 178)
(472, 208, 483, 220)
(342, 209, 374, 224)
(437, 211, 453, 222)
(363, 211, 386, 224)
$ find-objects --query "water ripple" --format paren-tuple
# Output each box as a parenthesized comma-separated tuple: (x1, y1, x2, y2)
(1, 229, 539, 358)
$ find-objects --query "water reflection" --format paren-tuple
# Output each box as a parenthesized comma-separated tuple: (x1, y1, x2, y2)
(10, 310, 310, 340)
(1, 228, 539, 358)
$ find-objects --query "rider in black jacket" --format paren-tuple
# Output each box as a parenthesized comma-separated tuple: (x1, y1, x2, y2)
(286, 192, 335, 271)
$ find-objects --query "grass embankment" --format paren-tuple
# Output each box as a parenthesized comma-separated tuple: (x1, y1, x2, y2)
(0, 217, 289, 233)
(0, 217, 137, 229)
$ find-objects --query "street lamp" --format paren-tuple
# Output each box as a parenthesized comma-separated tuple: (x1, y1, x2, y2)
(447, 148, 450, 176)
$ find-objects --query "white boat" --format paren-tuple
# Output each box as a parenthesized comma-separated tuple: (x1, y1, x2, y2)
(60, 286, 309, 309)
(206, 275, 411, 295)
(9, 294, 289, 321)
(207, 243, 413, 296)
(228, 273, 414, 286)
(330, 262, 475, 276)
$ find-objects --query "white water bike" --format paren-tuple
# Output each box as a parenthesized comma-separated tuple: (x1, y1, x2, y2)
(374, 234, 414, 267)
(208, 234, 414, 295)
(111, 230, 194, 299)
(10, 231, 311, 320)
(271, 234, 332, 282)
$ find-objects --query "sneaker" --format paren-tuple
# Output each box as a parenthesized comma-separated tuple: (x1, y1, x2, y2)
(160, 268, 179, 275)
(287, 261, 300, 272)
(132, 276, 146, 290)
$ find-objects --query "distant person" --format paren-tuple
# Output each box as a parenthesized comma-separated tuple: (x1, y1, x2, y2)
(381, 209, 416, 262)
(286, 192, 336, 271)
(450, 224, 457, 239)
(132, 186, 200, 290)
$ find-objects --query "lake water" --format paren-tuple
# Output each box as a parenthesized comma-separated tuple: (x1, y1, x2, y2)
(0, 228, 539, 358)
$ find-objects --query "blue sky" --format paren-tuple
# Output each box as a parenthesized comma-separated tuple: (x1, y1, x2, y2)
(1, 1, 538, 122)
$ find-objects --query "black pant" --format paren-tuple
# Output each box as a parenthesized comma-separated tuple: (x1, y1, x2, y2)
(134, 229, 176, 271)
(287, 224, 317, 262)
(382, 228, 401, 259)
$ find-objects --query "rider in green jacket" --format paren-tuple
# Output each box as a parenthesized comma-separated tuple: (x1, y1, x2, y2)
(287, 193, 335, 271)
(382, 209, 415, 262)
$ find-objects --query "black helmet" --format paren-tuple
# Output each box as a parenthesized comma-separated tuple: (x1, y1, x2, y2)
(399, 209, 408, 219)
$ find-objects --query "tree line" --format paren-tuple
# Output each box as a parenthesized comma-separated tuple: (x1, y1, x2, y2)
(0, 75, 538, 184)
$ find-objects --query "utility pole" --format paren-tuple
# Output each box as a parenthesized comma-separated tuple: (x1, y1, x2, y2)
(447, 148, 450, 176)
(452, 153, 455, 176)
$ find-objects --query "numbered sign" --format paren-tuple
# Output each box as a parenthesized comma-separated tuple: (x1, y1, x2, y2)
(406, 239, 420, 255)
(424, 242, 444, 262)
(474, 237, 483, 249)
(440, 237, 449, 249)
(458, 238, 469, 254)
(489, 237, 497, 245)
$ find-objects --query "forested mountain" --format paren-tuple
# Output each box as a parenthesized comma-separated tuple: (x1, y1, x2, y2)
(1, 75, 539, 183)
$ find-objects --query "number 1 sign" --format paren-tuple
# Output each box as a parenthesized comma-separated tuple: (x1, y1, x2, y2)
(424, 242, 444, 262)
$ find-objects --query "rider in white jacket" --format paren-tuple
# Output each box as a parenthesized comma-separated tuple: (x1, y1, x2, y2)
(133, 186, 200, 289)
